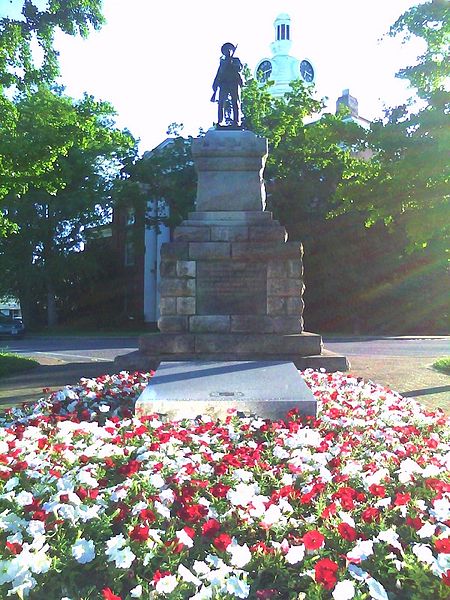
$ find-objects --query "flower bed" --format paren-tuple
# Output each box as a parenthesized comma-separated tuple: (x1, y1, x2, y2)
(0, 370, 449, 599)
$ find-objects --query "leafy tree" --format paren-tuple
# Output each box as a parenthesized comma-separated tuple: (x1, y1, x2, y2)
(0, 1, 106, 233)
(336, 0, 449, 250)
(120, 129, 197, 230)
(0, 86, 136, 327)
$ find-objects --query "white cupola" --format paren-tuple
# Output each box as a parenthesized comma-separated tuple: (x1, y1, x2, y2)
(255, 13, 315, 97)
(271, 13, 293, 56)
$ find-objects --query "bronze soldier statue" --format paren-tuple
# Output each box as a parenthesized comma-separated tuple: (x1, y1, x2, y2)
(211, 42, 243, 127)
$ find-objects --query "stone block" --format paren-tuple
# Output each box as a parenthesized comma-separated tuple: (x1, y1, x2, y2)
(248, 225, 287, 242)
(159, 261, 177, 277)
(270, 316, 303, 334)
(189, 211, 273, 224)
(287, 259, 303, 278)
(158, 316, 188, 332)
(195, 333, 322, 356)
(176, 260, 196, 278)
(139, 333, 195, 354)
(177, 297, 196, 315)
(232, 241, 300, 260)
(173, 226, 210, 242)
(267, 261, 288, 278)
(287, 297, 304, 315)
(231, 315, 274, 333)
(135, 361, 317, 420)
(210, 225, 248, 241)
(160, 278, 195, 297)
(160, 242, 189, 260)
(159, 297, 176, 316)
(267, 278, 301, 297)
(267, 297, 287, 315)
(190, 315, 230, 333)
(189, 242, 230, 260)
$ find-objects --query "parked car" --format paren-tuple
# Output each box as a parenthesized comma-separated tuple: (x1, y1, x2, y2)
(0, 314, 25, 337)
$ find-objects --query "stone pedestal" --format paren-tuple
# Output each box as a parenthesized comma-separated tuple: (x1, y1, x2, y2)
(116, 128, 348, 373)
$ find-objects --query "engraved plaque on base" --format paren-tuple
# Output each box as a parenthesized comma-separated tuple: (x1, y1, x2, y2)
(197, 262, 266, 315)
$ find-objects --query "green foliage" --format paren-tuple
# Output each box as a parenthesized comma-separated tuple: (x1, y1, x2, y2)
(0, 0, 105, 89)
(0, 0, 107, 235)
(0, 86, 137, 328)
(0, 352, 38, 378)
(122, 134, 197, 229)
(337, 0, 449, 250)
(432, 357, 450, 374)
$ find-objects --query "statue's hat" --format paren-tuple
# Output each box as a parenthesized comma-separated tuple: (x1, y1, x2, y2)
(221, 42, 236, 55)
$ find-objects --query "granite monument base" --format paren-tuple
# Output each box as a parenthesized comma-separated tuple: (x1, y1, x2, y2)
(135, 360, 317, 420)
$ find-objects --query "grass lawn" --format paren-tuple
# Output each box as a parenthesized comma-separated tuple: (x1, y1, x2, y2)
(432, 357, 450, 374)
(0, 351, 39, 378)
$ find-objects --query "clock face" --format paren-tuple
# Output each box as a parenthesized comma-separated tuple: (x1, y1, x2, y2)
(300, 60, 314, 83)
(256, 60, 272, 83)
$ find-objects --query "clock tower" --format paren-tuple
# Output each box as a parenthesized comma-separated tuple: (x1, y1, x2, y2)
(255, 13, 315, 97)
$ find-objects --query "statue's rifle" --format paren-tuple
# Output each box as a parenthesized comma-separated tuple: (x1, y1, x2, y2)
(210, 44, 238, 103)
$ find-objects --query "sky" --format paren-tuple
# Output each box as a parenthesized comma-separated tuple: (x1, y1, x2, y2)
(2, 0, 426, 152)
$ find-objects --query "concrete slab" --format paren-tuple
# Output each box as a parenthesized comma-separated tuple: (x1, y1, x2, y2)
(135, 360, 317, 421)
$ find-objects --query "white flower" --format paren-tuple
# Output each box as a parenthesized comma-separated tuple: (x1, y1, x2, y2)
(148, 473, 165, 489)
(347, 540, 374, 562)
(98, 404, 110, 412)
(4, 477, 19, 492)
(261, 504, 282, 527)
(228, 542, 252, 568)
(71, 538, 95, 564)
(107, 546, 135, 569)
(430, 498, 450, 522)
(227, 483, 258, 507)
(417, 522, 436, 539)
(130, 584, 143, 597)
(339, 511, 356, 528)
(193, 560, 211, 575)
(155, 574, 178, 594)
(178, 563, 202, 586)
(14, 491, 34, 507)
(412, 543, 434, 565)
(376, 528, 402, 551)
(332, 579, 355, 600)
(154, 500, 171, 519)
(176, 528, 194, 548)
(366, 576, 389, 600)
(226, 575, 250, 598)
(285, 544, 305, 565)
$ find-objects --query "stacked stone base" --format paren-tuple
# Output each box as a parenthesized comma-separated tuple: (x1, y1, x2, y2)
(115, 209, 349, 373)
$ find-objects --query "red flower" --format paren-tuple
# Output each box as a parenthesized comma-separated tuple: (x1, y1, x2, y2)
(102, 589, 122, 600)
(314, 557, 339, 590)
(202, 518, 221, 538)
(153, 569, 171, 583)
(209, 483, 230, 498)
(406, 516, 423, 530)
(394, 492, 411, 506)
(302, 530, 325, 550)
(361, 507, 380, 523)
(213, 533, 232, 552)
(6, 541, 22, 555)
(140, 508, 156, 523)
(130, 524, 150, 542)
(368, 484, 386, 498)
(177, 503, 207, 523)
(435, 538, 450, 554)
(338, 522, 357, 542)
(442, 570, 450, 586)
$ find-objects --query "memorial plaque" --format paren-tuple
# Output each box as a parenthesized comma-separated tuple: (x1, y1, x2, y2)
(197, 261, 266, 314)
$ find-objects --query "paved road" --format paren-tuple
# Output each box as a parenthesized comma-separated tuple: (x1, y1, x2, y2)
(1, 335, 448, 364)
(324, 337, 449, 358)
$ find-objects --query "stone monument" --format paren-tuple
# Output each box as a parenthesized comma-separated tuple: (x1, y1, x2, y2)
(116, 42, 349, 417)
(118, 126, 348, 372)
